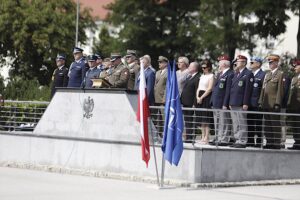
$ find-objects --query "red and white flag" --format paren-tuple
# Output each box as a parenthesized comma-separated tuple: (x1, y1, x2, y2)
(136, 62, 150, 167)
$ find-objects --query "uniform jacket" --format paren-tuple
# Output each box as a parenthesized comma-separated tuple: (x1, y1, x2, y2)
(67, 58, 87, 87)
(51, 66, 69, 98)
(287, 75, 300, 111)
(127, 63, 140, 90)
(83, 67, 101, 88)
(181, 73, 200, 107)
(154, 68, 167, 104)
(249, 69, 266, 108)
(282, 74, 291, 108)
(229, 68, 253, 107)
(259, 69, 284, 109)
(135, 67, 156, 105)
(211, 69, 234, 108)
(108, 63, 130, 89)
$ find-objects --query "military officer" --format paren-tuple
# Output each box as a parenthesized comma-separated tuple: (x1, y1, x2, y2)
(125, 50, 140, 90)
(82, 55, 101, 88)
(229, 55, 253, 148)
(51, 54, 69, 98)
(247, 56, 266, 147)
(210, 55, 234, 146)
(154, 56, 169, 137)
(259, 54, 284, 149)
(287, 59, 300, 150)
(95, 53, 105, 71)
(108, 53, 130, 88)
(67, 47, 88, 87)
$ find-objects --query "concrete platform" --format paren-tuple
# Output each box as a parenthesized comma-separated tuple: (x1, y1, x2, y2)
(0, 89, 299, 184)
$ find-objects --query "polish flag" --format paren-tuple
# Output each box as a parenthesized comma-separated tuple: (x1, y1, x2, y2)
(136, 62, 150, 167)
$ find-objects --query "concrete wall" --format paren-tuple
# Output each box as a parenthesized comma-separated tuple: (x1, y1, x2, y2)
(1, 89, 300, 184)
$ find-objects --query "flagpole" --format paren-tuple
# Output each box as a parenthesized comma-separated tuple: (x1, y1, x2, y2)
(149, 120, 160, 187)
(160, 154, 166, 188)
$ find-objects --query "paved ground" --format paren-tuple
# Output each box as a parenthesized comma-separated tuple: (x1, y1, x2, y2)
(1, 167, 300, 200)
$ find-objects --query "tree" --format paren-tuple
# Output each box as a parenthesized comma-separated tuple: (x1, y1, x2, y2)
(197, 0, 289, 60)
(103, 0, 290, 64)
(288, 0, 300, 57)
(99, 0, 200, 65)
(0, 0, 95, 85)
(93, 25, 120, 58)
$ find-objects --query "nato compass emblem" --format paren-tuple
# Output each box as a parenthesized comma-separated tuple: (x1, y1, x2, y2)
(83, 96, 94, 119)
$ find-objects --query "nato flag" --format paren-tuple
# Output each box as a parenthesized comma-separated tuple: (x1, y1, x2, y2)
(161, 60, 184, 166)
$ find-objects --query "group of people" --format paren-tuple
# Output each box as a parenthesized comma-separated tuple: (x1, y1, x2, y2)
(51, 48, 300, 150)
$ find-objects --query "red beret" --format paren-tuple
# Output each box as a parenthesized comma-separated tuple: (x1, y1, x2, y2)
(218, 55, 230, 61)
(292, 59, 300, 67)
(235, 55, 247, 61)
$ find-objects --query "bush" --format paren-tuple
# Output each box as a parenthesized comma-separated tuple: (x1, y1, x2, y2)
(4, 77, 50, 101)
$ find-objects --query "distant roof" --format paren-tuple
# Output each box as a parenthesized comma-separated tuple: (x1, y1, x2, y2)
(79, 0, 114, 20)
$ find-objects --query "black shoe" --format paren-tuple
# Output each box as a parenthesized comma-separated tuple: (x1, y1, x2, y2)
(209, 140, 217, 145)
(230, 143, 246, 148)
(287, 145, 300, 150)
(246, 143, 255, 147)
(218, 142, 229, 146)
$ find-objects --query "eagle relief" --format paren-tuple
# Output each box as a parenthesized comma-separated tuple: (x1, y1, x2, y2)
(83, 96, 94, 119)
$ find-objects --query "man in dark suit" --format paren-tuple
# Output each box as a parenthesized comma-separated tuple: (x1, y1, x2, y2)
(229, 55, 253, 148)
(67, 47, 88, 87)
(181, 62, 200, 143)
(247, 56, 266, 147)
(51, 54, 69, 98)
(210, 55, 234, 146)
(287, 59, 300, 150)
(135, 55, 156, 105)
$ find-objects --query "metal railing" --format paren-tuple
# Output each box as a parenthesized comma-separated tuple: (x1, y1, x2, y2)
(0, 100, 49, 132)
(1, 101, 300, 150)
(150, 106, 300, 150)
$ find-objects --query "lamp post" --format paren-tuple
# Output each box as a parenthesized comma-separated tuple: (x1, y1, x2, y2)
(75, 0, 79, 47)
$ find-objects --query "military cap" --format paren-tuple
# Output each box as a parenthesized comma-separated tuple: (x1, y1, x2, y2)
(126, 50, 137, 57)
(56, 54, 66, 60)
(94, 53, 102, 59)
(250, 56, 263, 63)
(158, 56, 168, 62)
(235, 55, 247, 62)
(291, 58, 300, 67)
(73, 47, 83, 54)
(110, 53, 122, 62)
(267, 54, 280, 63)
(87, 55, 97, 62)
(217, 55, 230, 61)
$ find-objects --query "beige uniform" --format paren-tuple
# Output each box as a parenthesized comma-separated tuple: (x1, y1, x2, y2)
(108, 63, 130, 88)
(287, 74, 300, 146)
(127, 63, 140, 90)
(259, 69, 284, 148)
(154, 69, 167, 104)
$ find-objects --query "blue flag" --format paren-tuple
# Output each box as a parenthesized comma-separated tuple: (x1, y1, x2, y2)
(161, 60, 184, 166)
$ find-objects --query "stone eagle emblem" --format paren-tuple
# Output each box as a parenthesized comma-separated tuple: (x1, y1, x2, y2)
(83, 96, 94, 119)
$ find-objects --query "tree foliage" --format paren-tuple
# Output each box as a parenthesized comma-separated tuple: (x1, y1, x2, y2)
(96, 0, 200, 64)
(98, 0, 290, 64)
(0, 0, 95, 85)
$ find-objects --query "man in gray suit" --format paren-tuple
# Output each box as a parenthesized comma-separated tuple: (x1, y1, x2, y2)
(154, 56, 169, 137)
